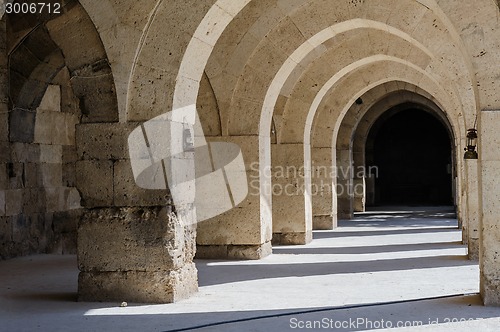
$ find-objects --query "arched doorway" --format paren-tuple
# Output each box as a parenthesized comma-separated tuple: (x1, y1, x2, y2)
(366, 107, 454, 207)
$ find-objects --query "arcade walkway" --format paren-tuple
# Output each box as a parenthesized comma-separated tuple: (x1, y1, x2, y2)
(1, 208, 499, 331)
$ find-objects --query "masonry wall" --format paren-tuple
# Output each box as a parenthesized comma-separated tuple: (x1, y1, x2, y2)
(0, 2, 115, 259)
(0, 11, 83, 259)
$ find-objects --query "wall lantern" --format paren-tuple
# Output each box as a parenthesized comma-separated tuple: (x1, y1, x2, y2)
(464, 128, 478, 160)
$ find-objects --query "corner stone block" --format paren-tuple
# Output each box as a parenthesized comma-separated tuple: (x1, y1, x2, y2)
(78, 264, 198, 304)
(78, 207, 198, 303)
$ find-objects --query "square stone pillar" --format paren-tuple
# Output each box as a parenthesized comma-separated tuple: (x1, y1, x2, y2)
(352, 150, 366, 212)
(76, 123, 198, 303)
(479, 110, 500, 306)
(196, 136, 272, 259)
(465, 160, 480, 260)
(311, 147, 337, 230)
(270, 143, 312, 245)
(336, 149, 353, 219)
(78, 207, 197, 303)
(352, 177, 366, 212)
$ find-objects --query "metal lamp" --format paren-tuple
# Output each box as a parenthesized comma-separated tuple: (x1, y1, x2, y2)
(464, 128, 478, 160)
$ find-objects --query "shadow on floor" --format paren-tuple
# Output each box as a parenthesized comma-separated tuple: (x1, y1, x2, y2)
(196, 254, 473, 287)
(80, 295, 499, 332)
(273, 241, 465, 255)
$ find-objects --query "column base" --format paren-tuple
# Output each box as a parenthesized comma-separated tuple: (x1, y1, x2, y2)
(481, 273, 500, 306)
(313, 215, 337, 230)
(196, 242, 272, 260)
(272, 231, 312, 245)
(78, 263, 198, 304)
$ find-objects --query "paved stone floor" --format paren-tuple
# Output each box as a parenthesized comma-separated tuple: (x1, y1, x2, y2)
(1, 207, 499, 331)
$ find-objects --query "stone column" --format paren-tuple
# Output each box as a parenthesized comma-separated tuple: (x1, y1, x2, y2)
(311, 147, 337, 230)
(479, 110, 500, 306)
(270, 143, 312, 245)
(196, 136, 273, 259)
(76, 123, 198, 303)
(352, 150, 366, 212)
(465, 160, 480, 260)
(337, 149, 353, 219)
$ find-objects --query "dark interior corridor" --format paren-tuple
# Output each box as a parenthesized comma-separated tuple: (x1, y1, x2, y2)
(368, 108, 453, 206)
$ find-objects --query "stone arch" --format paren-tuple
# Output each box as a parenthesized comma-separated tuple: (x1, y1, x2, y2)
(76, 0, 499, 304)
(121, 0, 483, 254)
(335, 88, 458, 217)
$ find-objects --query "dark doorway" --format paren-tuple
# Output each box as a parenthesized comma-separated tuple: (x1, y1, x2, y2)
(368, 108, 453, 206)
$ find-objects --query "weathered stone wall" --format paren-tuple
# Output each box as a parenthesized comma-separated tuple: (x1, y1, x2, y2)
(0, 14, 83, 258)
(0, 1, 116, 260)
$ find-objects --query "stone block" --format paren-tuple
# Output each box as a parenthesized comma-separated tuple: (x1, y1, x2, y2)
(313, 215, 335, 230)
(40, 144, 62, 163)
(45, 188, 63, 212)
(40, 163, 63, 187)
(481, 111, 500, 161)
(78, 263, 198, 303)
(34, 110, 78, 145)
(62, 163, 76, 187)
(76, 123, 138, 160)
(28, 213, 46, 241)
(46, 4, 107, 70)
(0, 141, 9, 163)
(10, 142, 40, 163)
(5, 190, 23, 216)
(481, 272, 500, 306)
(0, 216, 11, 242)
(8, 163, 24, 189)
(195, 245, 229, 259)
(272, 232, 312, 245)
(76, 160, 113, 208)
(65, 187, 81, 210)
(337, 197, 353, 220)
(22, 189, 44, 214)
(78, 207, 187, 272)
(11, 214, 28, 243)
(60, 83, 81, 116)
(113, 160, 171, 207)
(9, 109, 36, 143)
(24, 163, 41, 188)
(38, 85, 61, 112)
(126, 65, 176, 122)
(62, 145, 78, 163)
(227, 242, 272, 260)
(196, 190, 262, 245)
(72, 76, 119, 123)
